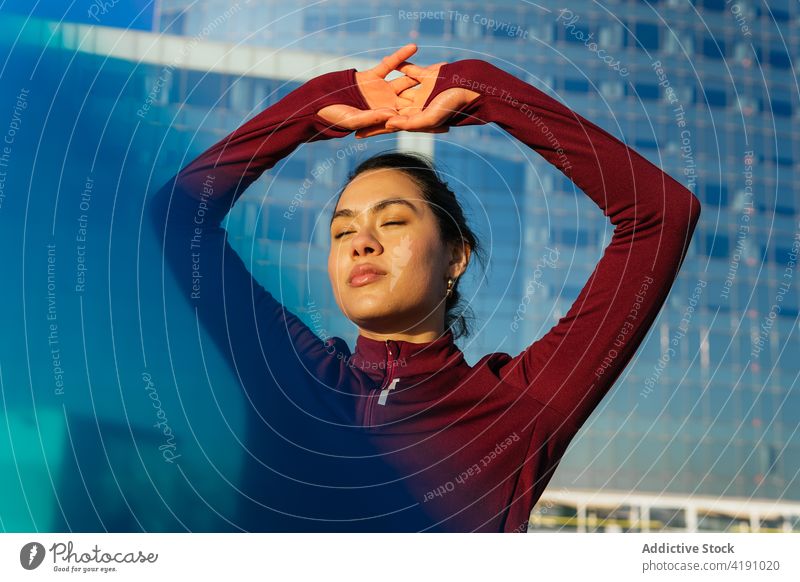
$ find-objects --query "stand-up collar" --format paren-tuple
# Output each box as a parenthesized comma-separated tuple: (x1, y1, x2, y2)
(349, 329, 466, 384)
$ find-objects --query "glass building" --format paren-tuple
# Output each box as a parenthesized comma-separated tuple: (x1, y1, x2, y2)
(0, 0, 798, 532)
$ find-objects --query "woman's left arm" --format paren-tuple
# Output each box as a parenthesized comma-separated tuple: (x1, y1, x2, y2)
(419, 59, 701, 432)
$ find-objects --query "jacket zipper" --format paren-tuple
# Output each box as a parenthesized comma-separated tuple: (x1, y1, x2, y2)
(366, 340, 395, 427)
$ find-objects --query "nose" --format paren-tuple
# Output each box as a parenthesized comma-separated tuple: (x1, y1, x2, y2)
(351, 226, 383, 258)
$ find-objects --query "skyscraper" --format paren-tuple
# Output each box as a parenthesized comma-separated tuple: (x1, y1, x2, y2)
(154, 0, 800, 530)
(1, 0, 796, 532)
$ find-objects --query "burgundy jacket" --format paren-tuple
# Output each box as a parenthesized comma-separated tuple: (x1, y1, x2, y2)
(150, 59, 701, 532)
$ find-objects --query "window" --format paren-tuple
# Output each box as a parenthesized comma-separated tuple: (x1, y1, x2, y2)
(696, 0, 726, 11)
(267, 205, 304, 242)
(771, 10, 791, 22)
(273, 156, 307, 181)
(560, 284, 585, 302)
(633, 22, 660, 50)
(303, 12, 323, 32)
(758, 6, 792, 22)
(635, 137, 658, 150)
(483, 153, 525, 191)
(341, 7, 376, 34)
(559, 174, 579, 194)
(762, 443, 782, 477)
(775, 245, 799, 266)
(702, 183, 729, 206)
(770, 100, 793, 117)
(558, 228, 594, 248)
(489, 213, 521, 247)
(775, 198, 797, 216)
(228, 77, 253, 112)
(702, 36, 726, 59)
(774, 154, 794, 166)
(168, 69, 184, 104)
(626, 82, 660, 100)
(703, 87, 727, 108)
(304, 10, 347, 33)
(768, 50, 791, 69)
(419, 17, 445, 36)
(274, 80, 300, 103)
(345, 19, 373, 34)
(778, 305, 800, 319)
(489, 10, 519, 39)
(564, 78, 591, 93)
(701, 233, 729, 258)
(184, 71, 226, 109)
(160, 9, 186, 35)
(562, 22, 592, 44)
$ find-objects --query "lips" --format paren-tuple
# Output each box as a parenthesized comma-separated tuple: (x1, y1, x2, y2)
(348, 263, 388, 287)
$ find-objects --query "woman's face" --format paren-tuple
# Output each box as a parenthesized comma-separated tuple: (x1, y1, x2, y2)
(327, 168, 464, 335)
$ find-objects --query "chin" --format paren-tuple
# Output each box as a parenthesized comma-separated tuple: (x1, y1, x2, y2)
(343, 296, 407, 324)
(346, 305, 394, 324)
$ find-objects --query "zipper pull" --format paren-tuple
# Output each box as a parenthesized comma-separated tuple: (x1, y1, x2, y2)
(378, 378, 399, 405)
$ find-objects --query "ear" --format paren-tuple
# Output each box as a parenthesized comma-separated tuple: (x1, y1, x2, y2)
(447, 240, 471, 279)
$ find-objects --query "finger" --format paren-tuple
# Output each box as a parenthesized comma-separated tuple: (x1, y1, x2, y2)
(355, 126, 400, 139)
(397, 90, 472, 128)
(372, 43, 418, 78)
(394, 97, 414, 108)
(389, 74, 419, 94)
(356, 128, 399, 139)
(396, 105, 420, 116)
(395, 60, 426, 79)
(397, 87, 420, 101)
(331, 106, 397, 130)
(409, 126, 450, 134)
(352, 107, 398, 127)
(385, 105, 449, 130)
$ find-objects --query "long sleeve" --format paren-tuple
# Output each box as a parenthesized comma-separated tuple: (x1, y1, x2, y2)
(166, 68, 363, 226)
(148, 68, 369, 424)
(423, 59, 701, 432)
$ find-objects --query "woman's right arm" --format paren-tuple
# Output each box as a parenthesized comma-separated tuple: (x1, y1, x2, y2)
(147, 68, 371, 423)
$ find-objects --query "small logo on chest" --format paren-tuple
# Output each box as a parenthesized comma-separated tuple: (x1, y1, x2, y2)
(377, 378, 400, 406)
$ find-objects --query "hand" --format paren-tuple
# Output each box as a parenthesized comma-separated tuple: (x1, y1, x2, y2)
(378, 61, 481, 135)
(316, 44, 421, 134)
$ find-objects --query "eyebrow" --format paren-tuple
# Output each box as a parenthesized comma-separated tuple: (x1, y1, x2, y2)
(329, 197, 420, 227)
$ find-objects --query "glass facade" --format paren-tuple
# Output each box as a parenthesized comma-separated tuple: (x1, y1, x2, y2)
(157, 0, 799, 503)
(1, 0, 798, 531)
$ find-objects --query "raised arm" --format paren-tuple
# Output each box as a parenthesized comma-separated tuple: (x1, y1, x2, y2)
(414, 59, 701, 432)
(147, 54, 415, 423)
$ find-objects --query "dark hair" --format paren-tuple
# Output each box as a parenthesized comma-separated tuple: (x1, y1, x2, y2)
(334, 151, 487, 340)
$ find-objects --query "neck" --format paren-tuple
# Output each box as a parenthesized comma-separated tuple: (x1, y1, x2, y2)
(357, 312, 446, 344)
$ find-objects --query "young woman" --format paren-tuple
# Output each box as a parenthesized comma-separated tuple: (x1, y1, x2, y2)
(150, 44, 700, 532)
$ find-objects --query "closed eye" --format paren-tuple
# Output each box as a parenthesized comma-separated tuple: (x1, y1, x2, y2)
(333, 221, 405, 240)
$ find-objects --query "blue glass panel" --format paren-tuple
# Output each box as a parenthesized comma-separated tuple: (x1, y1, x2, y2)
(702, 233, 730, 258)
(702, 183, 729, 206)
(702, 36, 726, 59)
(634, 22, 660, 50)
(564, 78, 591, 93)
(704, 88, 727, 107)
(768, 50, 791, 69)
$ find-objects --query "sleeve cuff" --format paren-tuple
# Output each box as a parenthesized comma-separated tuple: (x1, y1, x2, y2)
(422, 59, 500, 126)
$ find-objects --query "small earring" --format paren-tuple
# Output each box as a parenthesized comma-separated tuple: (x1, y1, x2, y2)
(445, 277, 455, 299)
